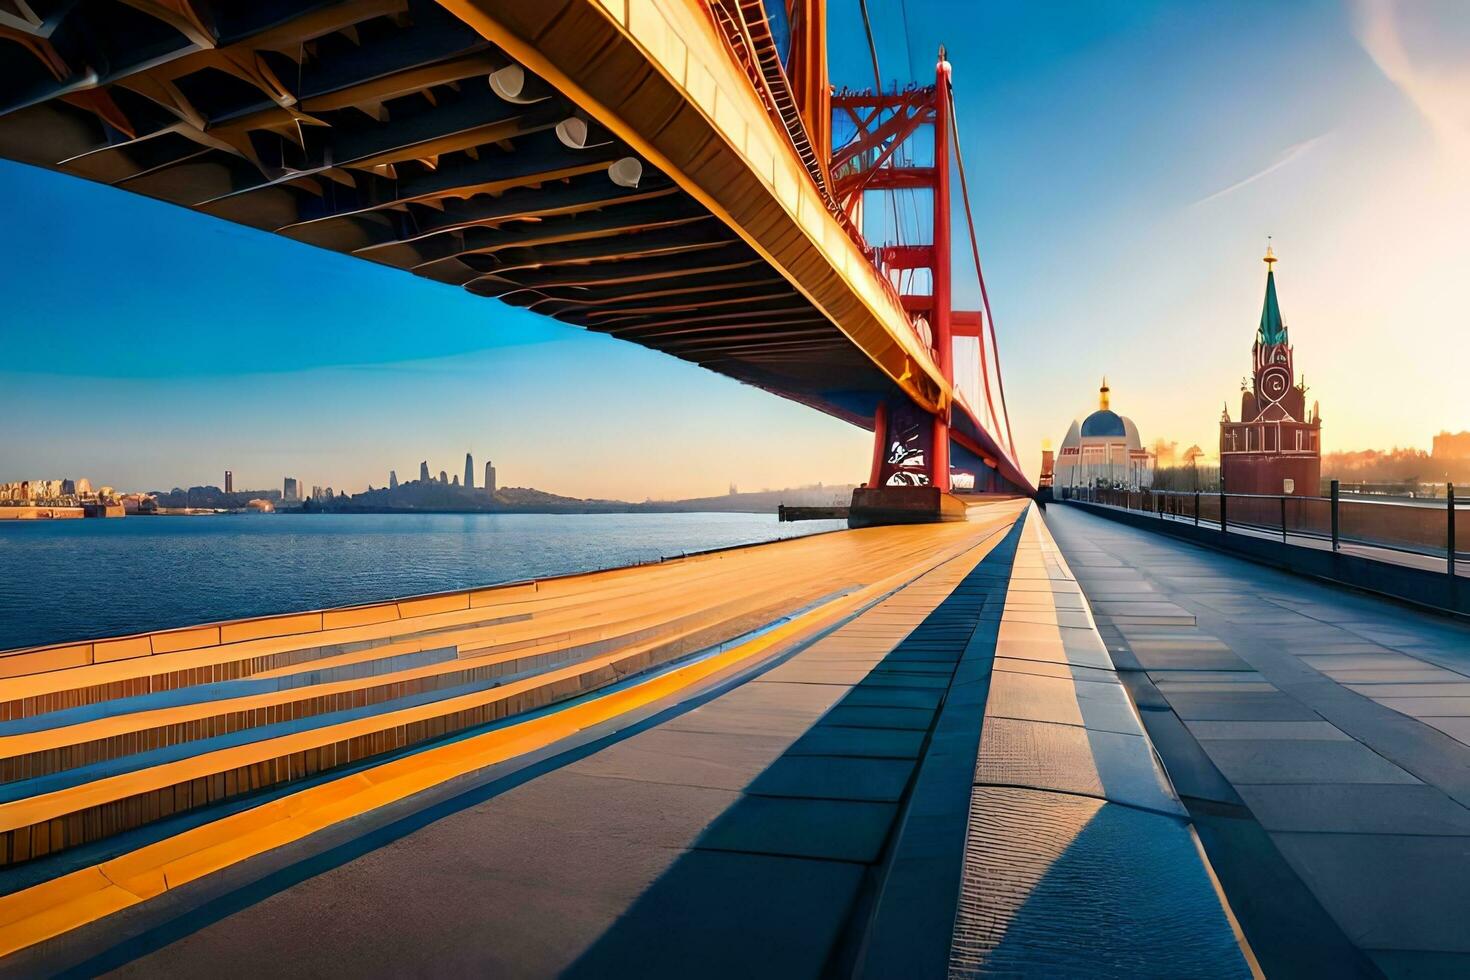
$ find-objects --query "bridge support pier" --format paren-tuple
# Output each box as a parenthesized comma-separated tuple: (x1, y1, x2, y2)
(848, 485, 969, 528)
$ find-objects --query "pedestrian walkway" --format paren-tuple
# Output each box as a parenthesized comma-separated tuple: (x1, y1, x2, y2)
(0, 503, 1251, 977)
(1046, 504, 1470, 978)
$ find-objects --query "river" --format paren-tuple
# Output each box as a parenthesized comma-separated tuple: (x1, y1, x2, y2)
(0, 512, 845, 651)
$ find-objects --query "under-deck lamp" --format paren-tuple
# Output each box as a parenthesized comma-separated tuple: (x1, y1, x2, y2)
(608, 157, 642, 188)
(489, 65, 549, 104)
(555, 117, 613, 150)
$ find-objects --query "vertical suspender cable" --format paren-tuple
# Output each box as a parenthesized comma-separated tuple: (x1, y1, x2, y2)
(946, 80, 1018, 463)
(858, 0, 884, 97)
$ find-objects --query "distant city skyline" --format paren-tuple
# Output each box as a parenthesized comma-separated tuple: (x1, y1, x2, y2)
(1, 1, 1465, 492)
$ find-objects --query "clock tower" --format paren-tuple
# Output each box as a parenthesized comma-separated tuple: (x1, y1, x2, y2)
(1220, 247, 1322, 494)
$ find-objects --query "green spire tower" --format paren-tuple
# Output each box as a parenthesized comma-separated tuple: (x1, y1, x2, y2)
(1258, 244, 1287, 346)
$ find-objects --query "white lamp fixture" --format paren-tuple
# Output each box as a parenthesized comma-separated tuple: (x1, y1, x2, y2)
(489, 65, 547, 104)
(555, 117, 590, 149)
(557, 116, 617, 151)
(608, 157, 642, 188)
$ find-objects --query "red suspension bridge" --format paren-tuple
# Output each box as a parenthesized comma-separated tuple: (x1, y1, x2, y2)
(0, 0, 1028, 508)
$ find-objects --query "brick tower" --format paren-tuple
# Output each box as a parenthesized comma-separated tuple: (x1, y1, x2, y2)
(1220, 246, 1322, 495)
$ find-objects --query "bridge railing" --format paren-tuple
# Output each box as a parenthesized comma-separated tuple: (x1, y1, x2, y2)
(1060, 482, 1468, 573)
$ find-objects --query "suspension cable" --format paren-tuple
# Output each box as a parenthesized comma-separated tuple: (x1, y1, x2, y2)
(898, 0, 916, 82)
(857, 0, 883, 97)
(946, 78, 1018, 462)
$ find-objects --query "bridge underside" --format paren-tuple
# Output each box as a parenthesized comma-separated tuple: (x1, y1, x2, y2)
(1, 1, 886, 425)
(0, 0, 1028, 491)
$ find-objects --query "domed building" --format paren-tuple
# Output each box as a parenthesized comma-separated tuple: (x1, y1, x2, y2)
(1053, 379, 1155, 489)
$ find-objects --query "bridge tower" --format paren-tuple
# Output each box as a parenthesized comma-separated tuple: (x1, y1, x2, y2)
(831, 51, 1017, 521)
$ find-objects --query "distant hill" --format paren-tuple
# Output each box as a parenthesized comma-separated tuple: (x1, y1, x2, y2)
(630, 485, 853, 513)
(320, 480, 854, 515)
(151, 486, 281, 509)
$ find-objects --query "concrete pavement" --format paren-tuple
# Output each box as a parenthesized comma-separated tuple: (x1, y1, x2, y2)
(0, 504, 1254, 977)
(1047, 504, 1470, 978)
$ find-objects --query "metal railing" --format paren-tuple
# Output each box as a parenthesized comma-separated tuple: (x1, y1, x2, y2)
(1060, 481, 1468, 575)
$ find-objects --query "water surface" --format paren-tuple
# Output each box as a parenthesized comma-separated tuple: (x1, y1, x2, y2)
(0, 512, 844, 650)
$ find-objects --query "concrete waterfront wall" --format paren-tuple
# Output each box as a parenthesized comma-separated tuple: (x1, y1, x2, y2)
(0, 531, 828, 683)
(0, 507, 84, 520)
(0, 575, 578, 681)
(1066, 500, 1468, 618)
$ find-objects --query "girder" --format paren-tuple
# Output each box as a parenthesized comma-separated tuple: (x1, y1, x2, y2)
(361, 174, 680, 246)
(386, 198, 711, 268)
(458, 224, 732, 275)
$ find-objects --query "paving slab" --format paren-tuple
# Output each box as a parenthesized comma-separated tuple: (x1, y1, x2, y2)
(1149, 669, 1268, 684)
(1236, 783, 1470, 835)
(1165, 691, 1322, 722)
(1302, 654, 1429, 670)
(745, 755, 916, 802)
(821, 704, 936, 730)
(983, 670, 1084, 727)
(856, 671, 950, 688)
(1201, 738, 1421, 785)
(1421, 716, 1470, 745)
(1345, 683, 1470, 698)
(1272, 833, 1470, 953)
(1318, 666, 1469, 683)
(566, 850, 866, 979)
(1154, 681, 1278, 692)
(697, 781, 897, 865)
(993, 657, 1119, 683)
(1184, 720, 1351, 741)
(840, 685, 945, 709)
(1374, 697, 1470, 718)
(573, 728, 796, 792)
(1077, 581, 1158, 595)
(660, 703, 836, 737)
(876, 662, 966, 680)
(785, 726, 926, 759)
(974, 717, 1178, 814)
(754, 663, 876, 685)
(1126, 644, 1254, 672)
(948, 787, 1250, 978)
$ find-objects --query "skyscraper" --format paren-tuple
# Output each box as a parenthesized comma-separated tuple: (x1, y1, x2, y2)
(439, 470, 448, 485)
(420, 461, 430, 483)
(484, 460, 497, 495)
(283, 477, 298, 501)
(389, 470, 399, 490)
(464, 452, 474, 490)
(224, 470, 233, 493)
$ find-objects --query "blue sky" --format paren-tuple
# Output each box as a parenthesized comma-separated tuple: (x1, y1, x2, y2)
(3, 0, 1467, 496)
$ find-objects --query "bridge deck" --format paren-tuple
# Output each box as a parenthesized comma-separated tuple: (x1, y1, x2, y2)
(1047, 505, 1470, 977)
(0, 504, 1250, 976)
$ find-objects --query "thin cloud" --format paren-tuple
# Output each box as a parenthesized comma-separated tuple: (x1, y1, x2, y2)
(1191, 135, 1325, 207)
(1352, 0, 1470, 159)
